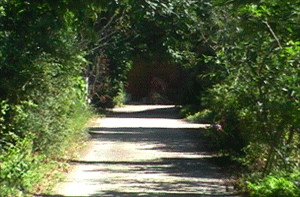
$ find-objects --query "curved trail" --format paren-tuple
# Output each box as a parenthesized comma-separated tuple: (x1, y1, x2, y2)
(54, 105, 239, 197)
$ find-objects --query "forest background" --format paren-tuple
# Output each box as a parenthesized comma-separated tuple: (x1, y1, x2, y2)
(1, 0, 300, 196)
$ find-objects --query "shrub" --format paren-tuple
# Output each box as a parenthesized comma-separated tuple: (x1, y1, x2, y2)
(0, 138, 44, 196)
(0, 0, 96, 195)
(185, 109, 214, 123)
(112, 82, 129, 107)
(0, 99, 92, 195)
(179, 105, 202, 118)
(246, 172, 300, 197)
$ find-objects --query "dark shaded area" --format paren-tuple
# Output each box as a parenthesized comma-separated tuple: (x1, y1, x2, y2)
(68, 156, 227, 179)
(89, 127, 211, 153)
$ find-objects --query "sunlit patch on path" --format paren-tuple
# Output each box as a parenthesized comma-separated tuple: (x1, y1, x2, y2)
(54, 105, 239, 197)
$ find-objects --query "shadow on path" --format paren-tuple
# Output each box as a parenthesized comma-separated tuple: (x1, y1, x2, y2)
(89, 127, 212, 153)
(46, 105, 240, 197)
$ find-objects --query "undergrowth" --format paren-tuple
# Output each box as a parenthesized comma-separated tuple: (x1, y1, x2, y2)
(0, 102, 94, 197)
(112, 82, 130, 107)
(180, 105, 214, 123)
(181, 104, 300, 197)
(240, 171, 300, 197)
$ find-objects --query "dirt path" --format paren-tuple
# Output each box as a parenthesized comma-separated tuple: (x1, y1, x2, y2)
(53, 105, 239, 197)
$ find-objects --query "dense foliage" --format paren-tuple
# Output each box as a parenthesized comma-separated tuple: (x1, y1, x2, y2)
(174, 0, 300, 195)
(0, 0, 98, 195)
(1, 0, 300, 196)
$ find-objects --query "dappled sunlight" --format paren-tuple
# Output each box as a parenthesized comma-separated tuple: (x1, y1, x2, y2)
(54, 105, 239, 197)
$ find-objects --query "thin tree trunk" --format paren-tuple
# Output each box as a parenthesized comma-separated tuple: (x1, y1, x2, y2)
(287, 127, 296, 146)
(262, 146, 274, 177)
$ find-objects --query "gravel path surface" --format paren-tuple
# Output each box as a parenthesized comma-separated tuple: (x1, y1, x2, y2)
(53, 105, 239, 197)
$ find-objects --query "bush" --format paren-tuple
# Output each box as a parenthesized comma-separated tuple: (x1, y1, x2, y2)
(0, 100, 93, 196)
(0, 138, 43, 196)
(185, 109, 214, 123)
(205, 112, 247, 154)
(179, 105, 202, 118)
(245, 172, 300, 197)
(112, 82, 129, 107)
(0, 1, 99, 195)
(0, 57, 93, 195)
